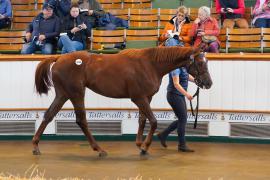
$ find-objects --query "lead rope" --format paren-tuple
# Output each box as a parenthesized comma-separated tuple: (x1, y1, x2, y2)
(189, 86, 200, 129)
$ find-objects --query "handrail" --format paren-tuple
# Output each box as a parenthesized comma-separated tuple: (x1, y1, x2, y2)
(206, 53, 270, 61)
(0, 54, 60, 62)
(1, 53, 270, 62)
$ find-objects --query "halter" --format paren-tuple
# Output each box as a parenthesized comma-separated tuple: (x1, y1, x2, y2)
(189, 52, 208, 86)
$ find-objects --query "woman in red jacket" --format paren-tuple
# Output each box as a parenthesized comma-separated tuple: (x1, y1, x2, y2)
(190, 6, 220, 53)
(216, 0, 249, 28)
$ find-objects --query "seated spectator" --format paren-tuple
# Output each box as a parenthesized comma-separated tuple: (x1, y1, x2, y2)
(21, 3, 60, 54)
(216, 0, 249, 29)
(58, 4, 91, 54)
(0, 0, 12, 29)
(46, 0, 71, 19)
(159, 6, 192, 47)
(190, 6, 220, 53)
(252, 0, 270, 28)
(76, 0, 106, 28)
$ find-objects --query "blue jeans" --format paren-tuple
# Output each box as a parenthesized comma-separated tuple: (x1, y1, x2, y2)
(160, 92, 187, 146)
(254, 18, 270, 28)
(165, 37, 184, 47)
(58, 35, 84, 54)
(21, 42, 53, 54)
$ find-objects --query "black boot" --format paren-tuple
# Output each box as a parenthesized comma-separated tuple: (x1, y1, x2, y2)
(157, 132, 167, 148)
(178, 145, 194, 152)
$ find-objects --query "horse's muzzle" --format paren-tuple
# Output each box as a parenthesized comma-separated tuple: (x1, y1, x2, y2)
(195, 78, 212, 89)
(204, 81, 212, 89)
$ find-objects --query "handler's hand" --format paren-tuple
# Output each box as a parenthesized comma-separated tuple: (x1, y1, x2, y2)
(185, 93, 193, 101)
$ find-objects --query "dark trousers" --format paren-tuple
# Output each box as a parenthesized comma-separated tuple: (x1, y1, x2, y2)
(161, 92, 187, 146)
(254, 18, 270, 28)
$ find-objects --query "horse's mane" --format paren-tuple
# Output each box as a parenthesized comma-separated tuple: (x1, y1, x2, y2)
(119, 47, 194, 63)
(119, 48, 145, 59)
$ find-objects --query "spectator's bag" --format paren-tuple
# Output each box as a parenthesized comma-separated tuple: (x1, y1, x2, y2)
(202, 35, 217, 43)
(0, 18, 11, 28)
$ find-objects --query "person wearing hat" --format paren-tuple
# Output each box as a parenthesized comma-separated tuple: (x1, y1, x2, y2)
(21, 3, 60, 54)
(0, 0, 12, 29)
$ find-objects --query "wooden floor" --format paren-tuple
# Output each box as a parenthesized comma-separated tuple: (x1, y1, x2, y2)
(0, 141, 269, 179)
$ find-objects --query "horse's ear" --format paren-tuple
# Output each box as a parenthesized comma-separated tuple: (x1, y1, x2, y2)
(189, 46, 201, 60)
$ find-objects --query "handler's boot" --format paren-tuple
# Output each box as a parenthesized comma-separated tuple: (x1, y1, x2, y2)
(157, 132, 167, 148)
(178, 145, 194, 152)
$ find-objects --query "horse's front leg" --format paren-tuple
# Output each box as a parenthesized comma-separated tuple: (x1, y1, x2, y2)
(70, 97, 107, 157)
(32, 95, 67, 155)
(132, 97, 157, 155)
(136, 110, 146, 148)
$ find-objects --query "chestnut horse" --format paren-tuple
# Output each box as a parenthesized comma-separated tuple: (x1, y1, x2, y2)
(33, 46, 212, 156)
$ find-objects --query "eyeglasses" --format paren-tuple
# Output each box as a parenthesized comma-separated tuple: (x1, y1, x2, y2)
(177, 14, 185, 17)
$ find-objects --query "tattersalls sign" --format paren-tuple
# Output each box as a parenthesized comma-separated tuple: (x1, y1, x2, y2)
(0, 111, 34, 120)
(187, 112, 218, 121)
(226, 113, 267, 123)
(0, 110, 269, 124)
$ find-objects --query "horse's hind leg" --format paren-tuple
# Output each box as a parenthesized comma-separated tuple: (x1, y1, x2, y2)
(136, 97, 152, 148)
(70, 96, 107, 157)
(132, 97, 157, 155)
(32, 95, 67, 155)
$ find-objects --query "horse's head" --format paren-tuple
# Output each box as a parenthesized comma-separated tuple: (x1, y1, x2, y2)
(187, 50, 212, 89)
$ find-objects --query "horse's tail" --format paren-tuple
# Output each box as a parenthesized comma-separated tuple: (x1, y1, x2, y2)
(35, 57, 58, 95)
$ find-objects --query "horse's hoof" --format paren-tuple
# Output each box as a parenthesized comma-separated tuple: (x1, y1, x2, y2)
(32, 148, 41, 155)
(98, 151, 107, 157)
(140, 150, 149, 156)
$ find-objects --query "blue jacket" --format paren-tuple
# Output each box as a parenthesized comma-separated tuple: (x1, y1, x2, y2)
(0, 0, 12, 18)
(26, 13, 61, 44)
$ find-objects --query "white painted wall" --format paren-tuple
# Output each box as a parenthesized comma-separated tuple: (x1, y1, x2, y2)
(0, 60, 269, 111)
